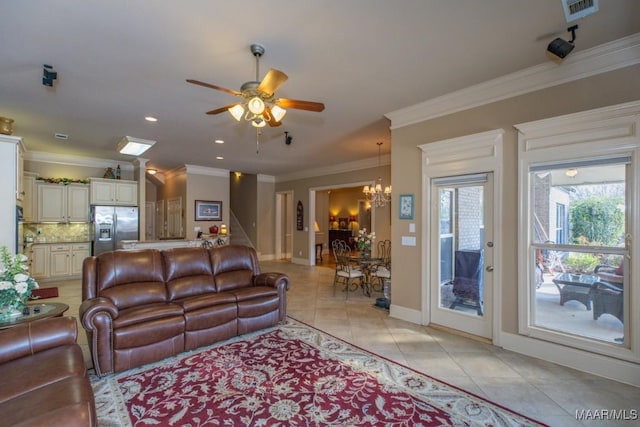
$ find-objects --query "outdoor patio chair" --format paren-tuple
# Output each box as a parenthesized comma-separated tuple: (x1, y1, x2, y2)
(448, 249, 484, 315)
(591, 280, 623, 323)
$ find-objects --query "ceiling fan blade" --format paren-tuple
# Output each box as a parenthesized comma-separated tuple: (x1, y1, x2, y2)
(276, 98, 325, 112)
(186, 79, 242, 97)
(206, 103, 240, 115)
(264, 107, 282, 127)
(257, 69, 288, 95)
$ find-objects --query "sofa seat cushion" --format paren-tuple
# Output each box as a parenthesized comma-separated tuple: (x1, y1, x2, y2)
(232, 286, 278, 302)
(113, 302, 184, 328)
(235, 287, 280, 319)
(184, 303, 237, 331)
(0, 345, 86, 403)
(114, 315, 185, 349)
(178, 292, 237, 312)
(0, 375, 95, 427)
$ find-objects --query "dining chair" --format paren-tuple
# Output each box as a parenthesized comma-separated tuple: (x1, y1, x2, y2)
(333, 245, 363, 299)
(371, 240, 391, 293)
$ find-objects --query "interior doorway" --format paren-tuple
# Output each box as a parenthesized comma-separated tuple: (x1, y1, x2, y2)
(275, 191, 293, 261)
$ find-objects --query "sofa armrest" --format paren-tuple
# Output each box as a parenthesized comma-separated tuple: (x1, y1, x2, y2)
(79, 297, 120, 376)
(254, 272, 290, 291)
(79, 297, 119, 328)
(0, 317, 78, 364)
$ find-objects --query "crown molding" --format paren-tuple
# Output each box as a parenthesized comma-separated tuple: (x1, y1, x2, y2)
(24, 150, 134, 170)
(258, 174, 276, 183)
(386, 32, 640, 129)
(184, 164, 229, 178)
(276, 153, 390, 183)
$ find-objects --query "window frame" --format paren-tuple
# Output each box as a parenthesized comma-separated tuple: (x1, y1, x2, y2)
(516, 101, 640, 363)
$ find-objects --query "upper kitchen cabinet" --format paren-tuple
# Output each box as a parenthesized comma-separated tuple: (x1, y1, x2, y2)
(37, 182, 89, 223)
(90, 178, 138, 206)
(22, 172, 37, 222)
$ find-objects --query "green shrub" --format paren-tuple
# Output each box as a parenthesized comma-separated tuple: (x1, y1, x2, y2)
(564, 252, 599, 274)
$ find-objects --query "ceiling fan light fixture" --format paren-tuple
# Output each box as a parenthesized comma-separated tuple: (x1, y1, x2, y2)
(252, 117, 266, 128)
(247, 97, 265, 115)
(271, 105, 287, 122)
(228, 104, 244, 121)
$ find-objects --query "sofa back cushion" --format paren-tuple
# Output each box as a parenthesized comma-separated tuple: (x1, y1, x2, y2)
(210, 245, 260, 292)
(163, 247, 216, 300)
(95, 249, 167, 309)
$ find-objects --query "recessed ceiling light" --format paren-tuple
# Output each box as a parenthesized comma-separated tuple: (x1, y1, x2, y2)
(146, 168, 157, 175)
(216, 156, 224, 160)
(145, 116, 158, 122)
(214, 139, 224, 144)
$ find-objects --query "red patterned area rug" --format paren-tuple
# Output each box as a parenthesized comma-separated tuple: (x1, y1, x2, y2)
(91, 318, 547, 426)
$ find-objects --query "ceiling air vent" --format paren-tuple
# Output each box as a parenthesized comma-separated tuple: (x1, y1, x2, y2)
(562, 0, 598, 22)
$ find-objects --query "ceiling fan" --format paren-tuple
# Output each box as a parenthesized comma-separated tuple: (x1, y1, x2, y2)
(187, 43, 325, 128)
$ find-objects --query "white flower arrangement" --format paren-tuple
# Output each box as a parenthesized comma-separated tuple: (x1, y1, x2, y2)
(354, 228, 376, 252)
(0, 246, 38, 315)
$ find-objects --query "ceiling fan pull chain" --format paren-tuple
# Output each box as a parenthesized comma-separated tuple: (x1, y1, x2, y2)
(256, 128, 261, 154)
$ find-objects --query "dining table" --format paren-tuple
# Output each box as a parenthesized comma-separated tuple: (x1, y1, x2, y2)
(349, 254, 383, 297)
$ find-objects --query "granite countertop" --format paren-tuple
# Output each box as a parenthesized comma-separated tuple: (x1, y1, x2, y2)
(30, 239, 91, 244)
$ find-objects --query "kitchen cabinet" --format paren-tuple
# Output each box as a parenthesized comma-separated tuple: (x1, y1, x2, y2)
(71, 243, 90, 275)
(37, 183, 89, 222)
(49, 244, 71, 277)
(29, 244, 50, 278)
(29, 243, 88, 279)
(90, 178, 138, 206)
(22, 173, 37, 222)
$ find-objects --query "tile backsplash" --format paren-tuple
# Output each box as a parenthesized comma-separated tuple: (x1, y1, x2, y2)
(23, 223, 91, 243)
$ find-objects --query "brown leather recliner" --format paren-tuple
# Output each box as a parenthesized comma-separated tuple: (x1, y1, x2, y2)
(0, 317, 97, 427)
(81, 245, 289, 376)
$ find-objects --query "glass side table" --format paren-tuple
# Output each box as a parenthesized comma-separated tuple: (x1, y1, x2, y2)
(0, 302, 69, 329)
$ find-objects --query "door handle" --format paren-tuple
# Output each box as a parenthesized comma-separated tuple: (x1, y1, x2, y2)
(486, 266, 494, 272)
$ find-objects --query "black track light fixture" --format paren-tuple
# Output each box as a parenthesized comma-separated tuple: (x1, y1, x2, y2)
(284, 131, 292, 145)
(547, 25, 578, 59)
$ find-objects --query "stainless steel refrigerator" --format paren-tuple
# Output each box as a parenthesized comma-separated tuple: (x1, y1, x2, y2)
(91, 206, 139, 256)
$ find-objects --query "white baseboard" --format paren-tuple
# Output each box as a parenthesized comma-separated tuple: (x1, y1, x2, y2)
(389, 304, 422, 325)
(500, 332, 640, 387)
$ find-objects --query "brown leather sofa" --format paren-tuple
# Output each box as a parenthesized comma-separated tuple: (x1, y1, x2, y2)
(80, 245, 289, 376)
(0, 317, 97, 427)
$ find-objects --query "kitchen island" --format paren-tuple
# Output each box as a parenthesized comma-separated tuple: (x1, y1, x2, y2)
(119, 236, 229, 250)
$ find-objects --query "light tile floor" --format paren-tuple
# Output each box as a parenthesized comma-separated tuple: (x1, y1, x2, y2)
(45, 259, 638, 426)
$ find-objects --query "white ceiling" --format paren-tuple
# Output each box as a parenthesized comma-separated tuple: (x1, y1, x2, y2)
(1, 1, 639, 178)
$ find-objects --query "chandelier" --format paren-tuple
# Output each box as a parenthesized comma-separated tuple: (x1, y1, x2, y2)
(363, 142, 391, 208)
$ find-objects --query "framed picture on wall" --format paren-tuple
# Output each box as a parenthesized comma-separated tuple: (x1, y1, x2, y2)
(399, 194, 414, 220)
(338, 217, 348, 230)
(195, 200, 222, 221)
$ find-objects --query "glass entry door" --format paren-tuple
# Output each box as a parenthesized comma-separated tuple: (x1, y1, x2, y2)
(430, 173, 494, 339)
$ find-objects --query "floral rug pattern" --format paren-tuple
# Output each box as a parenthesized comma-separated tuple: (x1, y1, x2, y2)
(91, 319, 546, 426)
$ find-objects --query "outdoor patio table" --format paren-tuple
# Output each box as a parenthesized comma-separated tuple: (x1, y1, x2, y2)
(551, 273, 599, 310)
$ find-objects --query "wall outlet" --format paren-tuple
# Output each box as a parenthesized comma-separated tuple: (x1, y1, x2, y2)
(37, 228, 42, 235)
